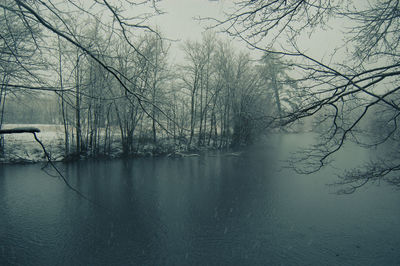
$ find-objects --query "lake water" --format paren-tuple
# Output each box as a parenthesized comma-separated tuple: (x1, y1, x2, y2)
(0, 134, 399, 265)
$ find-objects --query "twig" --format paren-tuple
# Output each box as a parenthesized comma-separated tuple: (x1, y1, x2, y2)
(32, 132, 108, 212)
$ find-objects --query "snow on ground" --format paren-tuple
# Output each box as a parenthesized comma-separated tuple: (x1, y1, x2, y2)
(1, 124, 65, 163)
(0, 124, 185, 163)
(0, 124, 230, 163)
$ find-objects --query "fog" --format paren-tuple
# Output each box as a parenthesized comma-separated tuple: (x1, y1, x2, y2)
(1, 1, 399, 265)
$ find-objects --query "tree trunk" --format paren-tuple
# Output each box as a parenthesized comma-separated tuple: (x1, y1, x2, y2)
(75, 54, 81, 154)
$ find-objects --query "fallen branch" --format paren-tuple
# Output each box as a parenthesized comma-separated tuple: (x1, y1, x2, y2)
(30, 132, 108, 212)
(0, 127, 40, 134)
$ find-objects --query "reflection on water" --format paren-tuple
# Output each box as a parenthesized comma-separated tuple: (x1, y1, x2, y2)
(0, 134, 399, 265)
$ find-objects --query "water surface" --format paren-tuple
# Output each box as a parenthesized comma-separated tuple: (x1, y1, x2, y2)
(1, 134, 399, 265)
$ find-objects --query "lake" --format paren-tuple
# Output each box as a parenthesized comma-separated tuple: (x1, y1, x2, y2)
(0, 134, 399, 265)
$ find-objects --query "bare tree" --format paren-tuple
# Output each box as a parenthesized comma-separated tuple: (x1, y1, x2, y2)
(211, 0, 400, 191)
(0, 0, 175, 157)
(0, 0, 164, 122)
(0, 0, 45, 153)
(180, 34, 272, 148)
(181, 39, 206, 148)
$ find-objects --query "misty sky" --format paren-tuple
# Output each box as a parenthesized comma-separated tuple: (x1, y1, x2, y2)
(142, 0, 348, 64)
(152, 0, 228, 41)
(146, 0, 242, 62)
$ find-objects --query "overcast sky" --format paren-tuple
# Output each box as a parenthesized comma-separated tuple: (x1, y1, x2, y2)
(153, 0, 227, 40)
(138, 0, 348, 64)
(146, 0, 239, 62)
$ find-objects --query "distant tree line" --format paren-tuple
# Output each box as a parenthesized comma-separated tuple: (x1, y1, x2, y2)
(0, 0, 296, 158)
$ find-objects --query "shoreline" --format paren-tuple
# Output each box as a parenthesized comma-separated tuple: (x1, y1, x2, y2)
(0, 124, 250, 165)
